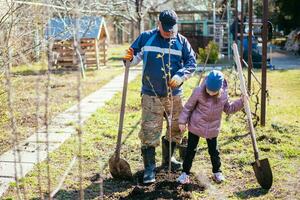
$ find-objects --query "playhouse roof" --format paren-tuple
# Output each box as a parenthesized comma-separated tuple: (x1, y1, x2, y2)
(46, 16, 107, 40)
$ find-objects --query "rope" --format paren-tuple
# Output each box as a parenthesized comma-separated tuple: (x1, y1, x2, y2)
(5, 2, 28, 198)
(34, 70, 43, 200)
(45, 37, 52, 200)
(74, 6, 84, 199)
(242, 59, 261, 86)
(50, 156, 77, 198)
(5, 45, 24, 200)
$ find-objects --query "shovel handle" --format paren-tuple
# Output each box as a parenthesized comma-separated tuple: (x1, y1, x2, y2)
(115, 60, 130, 161)
(232, 43, 260, 160)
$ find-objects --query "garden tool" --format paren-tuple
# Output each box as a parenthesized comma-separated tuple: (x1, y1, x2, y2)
(232, 43, 273, 190)
(109, 60, 132, 179)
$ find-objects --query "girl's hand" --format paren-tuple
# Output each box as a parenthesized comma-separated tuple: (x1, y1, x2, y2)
(179, 124, 186, 133)
(242, 94, 250, 104)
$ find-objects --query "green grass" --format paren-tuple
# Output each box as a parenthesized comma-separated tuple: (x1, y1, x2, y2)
(106, 43, 130, 67)
(2, 69, 300, 199)
(0, 43, 130, 154)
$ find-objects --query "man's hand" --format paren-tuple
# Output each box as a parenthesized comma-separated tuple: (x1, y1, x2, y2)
(179, 124, 186, 133)
(123, 47, 134, 61)
(168, 75, 183, 89)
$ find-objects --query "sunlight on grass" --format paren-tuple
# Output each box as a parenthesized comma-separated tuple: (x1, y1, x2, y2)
(2, 69, 300, 199)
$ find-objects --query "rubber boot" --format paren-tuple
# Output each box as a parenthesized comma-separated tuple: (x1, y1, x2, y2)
(161, 136, 182, 171)
(141, 146, 156, 184)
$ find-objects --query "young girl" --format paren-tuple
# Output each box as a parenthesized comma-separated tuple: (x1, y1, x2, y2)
(176, 70, 246, 184)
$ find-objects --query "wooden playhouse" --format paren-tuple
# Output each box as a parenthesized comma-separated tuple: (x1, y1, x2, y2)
(46, 16, 109, 69)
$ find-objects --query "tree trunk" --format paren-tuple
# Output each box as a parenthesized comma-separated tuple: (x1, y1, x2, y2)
(135, 0, 144, 34)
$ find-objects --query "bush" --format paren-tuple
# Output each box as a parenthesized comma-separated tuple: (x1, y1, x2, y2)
(198, 41, 219, 64)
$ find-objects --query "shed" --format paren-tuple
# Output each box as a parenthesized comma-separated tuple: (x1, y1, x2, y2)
(46, 16, 109, 69)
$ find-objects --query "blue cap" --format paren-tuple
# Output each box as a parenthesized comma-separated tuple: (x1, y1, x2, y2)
(206, 70, 224, 92)
(159, 10, 178, 32)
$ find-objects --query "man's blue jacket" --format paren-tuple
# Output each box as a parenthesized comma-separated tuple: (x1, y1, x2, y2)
(130, 28, 196, 97)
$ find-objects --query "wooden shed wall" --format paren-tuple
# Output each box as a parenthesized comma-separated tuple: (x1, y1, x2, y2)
(52, 38, 107, 68)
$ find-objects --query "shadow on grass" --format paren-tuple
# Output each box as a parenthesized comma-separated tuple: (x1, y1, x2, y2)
(108, 56, 123, 61)
(11, 67, 104, 76)
(47, 177, 135, 200)
(12, 69, 49, 76)
(12, 68, 77, 76)
(234, 187, 269, 199)
(31, 172, 140, 199)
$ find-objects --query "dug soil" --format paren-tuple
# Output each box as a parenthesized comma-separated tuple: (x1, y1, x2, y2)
(94, 168, 206, 200)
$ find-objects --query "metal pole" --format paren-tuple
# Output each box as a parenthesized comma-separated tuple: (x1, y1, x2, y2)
(227, 0, 231, 59)
(240, 0, 244, 64)
(248, 0, 253, 92)
(235, 0, 238, 44)
(261, 0, 268, 126)
(213, 1, 216, 42)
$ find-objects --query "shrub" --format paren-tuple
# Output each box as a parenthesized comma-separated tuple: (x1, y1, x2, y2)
(198, 41, 219, 64)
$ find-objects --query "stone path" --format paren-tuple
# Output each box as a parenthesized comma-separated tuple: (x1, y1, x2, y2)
(0, 69, 140, 197)
(270, 48, 300, 69)
(257, 44, 300, 69)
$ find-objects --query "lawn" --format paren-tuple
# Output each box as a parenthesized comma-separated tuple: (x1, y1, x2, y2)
(0, 44, 129, 154)
(2, 69, 300, 199)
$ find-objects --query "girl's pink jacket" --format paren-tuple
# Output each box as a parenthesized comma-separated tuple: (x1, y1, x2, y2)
(178, 80, 244, 139)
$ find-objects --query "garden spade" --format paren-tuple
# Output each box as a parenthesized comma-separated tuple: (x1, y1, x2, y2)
(232, 43, 273, 190)
(109, 60, 132, 179)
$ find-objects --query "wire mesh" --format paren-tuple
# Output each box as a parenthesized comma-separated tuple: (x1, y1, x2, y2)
(0, 1, 270, 199)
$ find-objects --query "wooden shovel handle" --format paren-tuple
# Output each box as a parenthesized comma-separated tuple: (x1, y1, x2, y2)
(115, 60, 130, 161)
(232, 43, 260, 160)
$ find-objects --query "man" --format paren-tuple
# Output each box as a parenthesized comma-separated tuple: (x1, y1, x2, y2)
(123, 10, 196, 184)
(230, 13, 244, 41)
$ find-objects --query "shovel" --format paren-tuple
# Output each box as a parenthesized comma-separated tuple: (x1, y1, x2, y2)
(108, 60, 132, 179)
(232, 43, 273, 190)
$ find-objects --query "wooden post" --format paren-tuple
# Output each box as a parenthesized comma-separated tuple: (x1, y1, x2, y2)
(248, 0, 253, 92)
(72, 45, 77, 66)
(48, 40, 54, 70)
(103, 40, 107, 66)
(95, 39, 100, 70)
(34, 28, 40, 62)
(261, 0, 268, 126)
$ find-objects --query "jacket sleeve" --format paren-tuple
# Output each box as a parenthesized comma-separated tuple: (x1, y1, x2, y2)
(178, 87, 201, 124)
(130, 34, 144, 66)
(175, 38, 196, 81)
(223, 94, 244, 114)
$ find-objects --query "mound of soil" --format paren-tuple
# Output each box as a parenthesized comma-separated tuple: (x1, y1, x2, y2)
(104, 168, 206, 200)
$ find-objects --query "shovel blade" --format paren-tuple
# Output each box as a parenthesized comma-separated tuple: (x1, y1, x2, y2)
(109, 156, 132, 180)
(252, 158, 273, 190)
